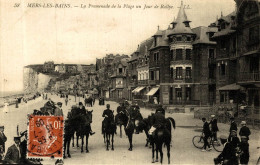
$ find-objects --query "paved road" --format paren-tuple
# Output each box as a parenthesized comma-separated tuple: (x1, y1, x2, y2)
(0, 94, 259, 164)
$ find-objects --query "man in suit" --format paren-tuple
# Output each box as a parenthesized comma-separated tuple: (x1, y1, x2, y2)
(229, 117, 237, 134)
(202, 117, 212, 151)
(4, 136, 21, 164)
(54, 102, 64, 116)
(239, 121, 251, 141)
(0, 126, 7, 160)
(214, 135, 238, 165)
(209, 115, 219, 141)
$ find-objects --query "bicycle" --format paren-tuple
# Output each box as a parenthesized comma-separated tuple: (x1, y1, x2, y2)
(192, 133, 224, 152)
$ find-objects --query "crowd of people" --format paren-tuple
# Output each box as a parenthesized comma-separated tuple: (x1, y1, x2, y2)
(201, 115, 251, 165)
(0, 92, 257, 164)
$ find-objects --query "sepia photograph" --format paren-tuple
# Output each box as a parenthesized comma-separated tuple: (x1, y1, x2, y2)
(0, 0, 259, 164)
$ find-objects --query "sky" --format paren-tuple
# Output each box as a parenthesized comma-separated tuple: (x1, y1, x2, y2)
(0, 0, 236, 92)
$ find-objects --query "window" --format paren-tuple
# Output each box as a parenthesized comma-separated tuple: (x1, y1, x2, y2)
(232, 37, 237, 50)
(177, 36, 182, 41)
(220, 92, 227, 103)
(249, 26, 259, 45)
(186, 87, 191, 101)
(176, 49, 182, 60)
(170, 68, 173, 78)
(221, 23, 226, 30)
(186, 49, 191, 60)
(155, 70, 160, 80)
(220, 64, 226, 76)
(176, 88, 182, 101)
(209, 49, 215, 58)
(185, 67, 191, 79)
(176, 67, 183, 79)
(170, 50, 174, 60)
(187, 36, 191, 41)
(154, 52, 159, 62)
(150, 71, 154, 80)
(119, 68, 123, 74)
(209, 67, 215, 78)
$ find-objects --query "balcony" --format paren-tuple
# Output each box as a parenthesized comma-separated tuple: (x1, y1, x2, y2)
(149, 80, 160, 85)
(239, 72, 260, 82)
(138, 80, 149, 85)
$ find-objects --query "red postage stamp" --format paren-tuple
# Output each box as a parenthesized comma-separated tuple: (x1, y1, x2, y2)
(27, 115, 64, 159)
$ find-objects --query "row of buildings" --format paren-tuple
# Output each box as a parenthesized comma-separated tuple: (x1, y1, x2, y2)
(96, 0, 260, 119)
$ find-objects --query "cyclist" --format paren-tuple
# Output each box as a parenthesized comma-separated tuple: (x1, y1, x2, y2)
(209, 115, 219, 142)
(202, 117, 212, 152)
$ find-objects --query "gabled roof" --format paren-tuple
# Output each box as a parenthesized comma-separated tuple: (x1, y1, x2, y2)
(168, 2, 194, 36)
(212, 11, 236, 38)
(192, 26, 218, 45)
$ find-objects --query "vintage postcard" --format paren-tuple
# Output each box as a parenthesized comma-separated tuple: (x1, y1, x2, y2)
(0, 0, 259, 164)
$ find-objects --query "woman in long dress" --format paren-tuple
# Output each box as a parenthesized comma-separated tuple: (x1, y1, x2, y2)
(3, 101, 9, 113)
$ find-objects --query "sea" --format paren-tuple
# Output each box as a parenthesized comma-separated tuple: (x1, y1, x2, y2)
(0, 90, 24, 105)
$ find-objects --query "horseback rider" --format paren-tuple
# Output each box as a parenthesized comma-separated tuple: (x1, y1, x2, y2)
(115, 102, 126, 124)
(127, 103, 143, 134)
(77, 102, 95, 135)
(149, 106, 166, 136)
(102, 104, 114, 134)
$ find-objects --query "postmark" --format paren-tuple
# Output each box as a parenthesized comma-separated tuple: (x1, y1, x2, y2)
(27, 115, 64, 159)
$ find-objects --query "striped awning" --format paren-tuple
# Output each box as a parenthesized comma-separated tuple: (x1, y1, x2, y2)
(146, 87, 159, 96)
(132, 86, 146, 93)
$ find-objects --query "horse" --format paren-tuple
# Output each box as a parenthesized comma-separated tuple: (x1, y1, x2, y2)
(102, 115, 116, 151)
(115, 111, 128, 138)
(135, 114, 154, 147)
(124, 105, 145, 151)
(85, 97, 93, 107)
(72, 110, 93, 153)
(151, 117, 176, 164)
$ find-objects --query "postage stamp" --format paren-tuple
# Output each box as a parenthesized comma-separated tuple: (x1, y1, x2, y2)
(27, 115, 64, 159)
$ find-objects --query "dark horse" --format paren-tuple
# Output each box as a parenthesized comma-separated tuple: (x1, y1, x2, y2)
(67, 110, 93, 154)
(102, 115, 116, 151)
(85, 97, 93, 107)
(151, 117, 176, 164)
(115, 112, 128, 138)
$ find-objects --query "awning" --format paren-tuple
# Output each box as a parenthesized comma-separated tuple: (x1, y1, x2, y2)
(146, 87, 159, 96)
(218, 83, 243, 91)
(132, 86, 146, 93)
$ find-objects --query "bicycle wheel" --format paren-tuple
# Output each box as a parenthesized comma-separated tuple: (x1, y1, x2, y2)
(192, 136, 204, 149)
(212, 137, 224, 152)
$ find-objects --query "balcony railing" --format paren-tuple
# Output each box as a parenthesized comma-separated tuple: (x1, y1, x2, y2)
(138, 80, 148, 85)
(149, 80, 160, 85)
(239, 72, 260, 82)
(172, 100, 200, 105)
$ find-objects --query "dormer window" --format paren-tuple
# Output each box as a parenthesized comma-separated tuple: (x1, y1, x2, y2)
(221, 23, 226, 30)
(187, 36, 191, 41)
(177, 36, 182, 41)
(119, 68, 123, 74)
(184, 22, 190, 27)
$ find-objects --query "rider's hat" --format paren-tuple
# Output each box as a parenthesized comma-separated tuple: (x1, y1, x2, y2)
(14, 136, 21, 141)
(57, 102, 62, 106)
(241, 121, 246, 125)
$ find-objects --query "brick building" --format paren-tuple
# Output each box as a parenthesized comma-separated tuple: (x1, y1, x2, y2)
(212, 0, 260, 119)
